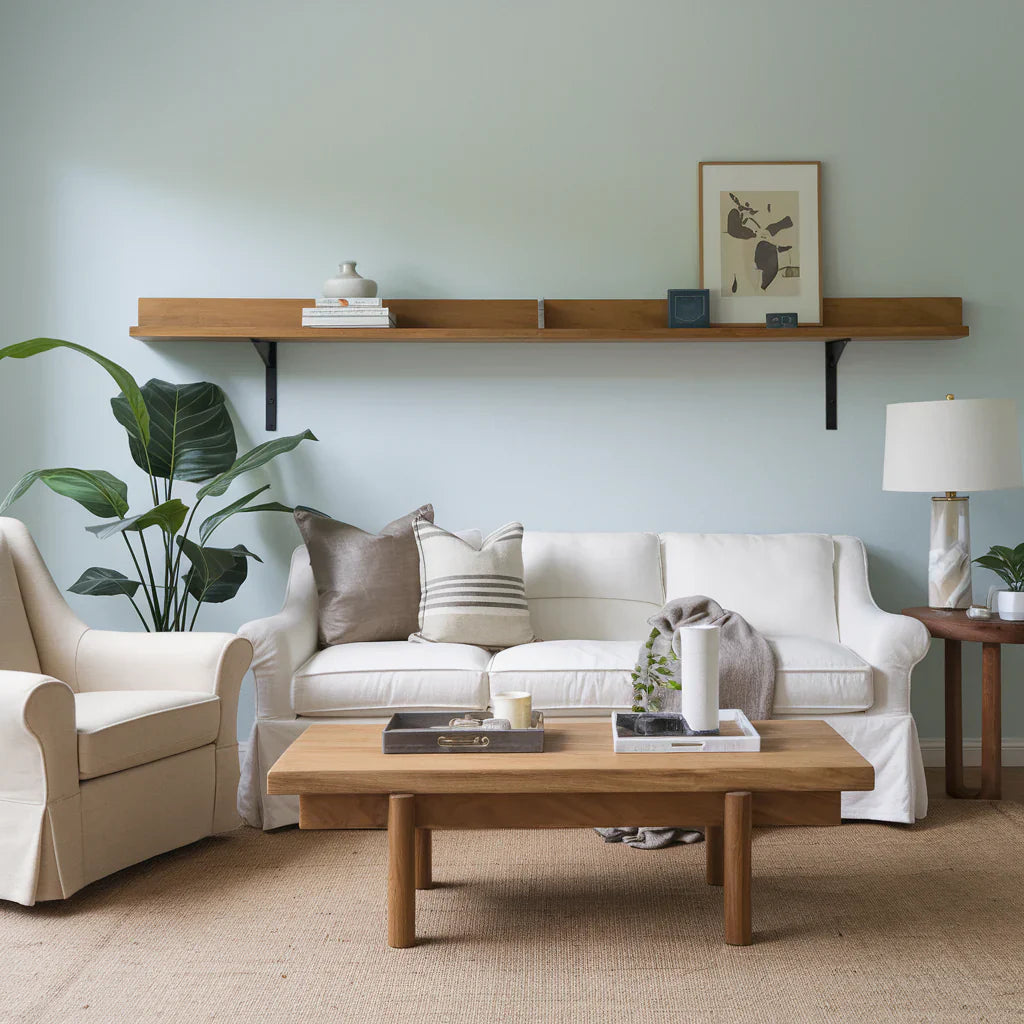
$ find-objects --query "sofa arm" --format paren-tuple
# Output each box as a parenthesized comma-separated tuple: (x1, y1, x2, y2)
(74, 631, 253, 747)
(238, 545, 318, 721)
(835, 536, 930, 715)
(0, 671, 78, 805)
(238, 604, 317, 721)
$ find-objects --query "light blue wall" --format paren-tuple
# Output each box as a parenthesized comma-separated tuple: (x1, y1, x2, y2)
(2, 0, 1022, 745)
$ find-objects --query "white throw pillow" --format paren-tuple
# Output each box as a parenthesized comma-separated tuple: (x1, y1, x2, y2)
(411, 520, 535, 649)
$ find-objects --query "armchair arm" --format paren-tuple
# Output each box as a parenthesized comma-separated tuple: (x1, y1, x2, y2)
(238, 545, 318, 721)
(835, 536, 930, 715)
(0, 672, 79, 905)
(74, 631, 253, 747)
(0, 671, 78, 806)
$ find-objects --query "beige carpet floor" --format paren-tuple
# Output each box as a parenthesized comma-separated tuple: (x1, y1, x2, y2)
(3, 800, 1023, 1024)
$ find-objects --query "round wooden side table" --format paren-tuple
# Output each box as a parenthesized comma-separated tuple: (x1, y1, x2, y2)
(903, 607, 1024, 800)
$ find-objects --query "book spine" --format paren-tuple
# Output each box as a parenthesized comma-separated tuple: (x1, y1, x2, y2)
(301, 307, 390, 316)
(301, 318, 396, 327)
(314, 297, 383, 307)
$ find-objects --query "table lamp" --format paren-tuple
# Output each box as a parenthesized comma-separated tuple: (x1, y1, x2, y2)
(883, 395, 1023, 609)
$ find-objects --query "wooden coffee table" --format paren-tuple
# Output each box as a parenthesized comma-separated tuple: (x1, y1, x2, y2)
(267, 719, 873, 948)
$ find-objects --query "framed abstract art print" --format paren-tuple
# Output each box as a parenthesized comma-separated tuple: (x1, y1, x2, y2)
(699, 161, 822, 325)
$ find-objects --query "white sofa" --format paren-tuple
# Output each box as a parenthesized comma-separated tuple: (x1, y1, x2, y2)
(0, 518, 253, 905)
(239, 532, 930, 829)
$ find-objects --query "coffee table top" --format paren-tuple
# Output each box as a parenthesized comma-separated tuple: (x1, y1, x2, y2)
(268, 719, 873, 795)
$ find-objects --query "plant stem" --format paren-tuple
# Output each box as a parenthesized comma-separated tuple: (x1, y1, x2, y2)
(125, 594, 151, 631)
(168, 500, 203, 625)
(121, 535, 157, 627)
(137, 531, 164, 629)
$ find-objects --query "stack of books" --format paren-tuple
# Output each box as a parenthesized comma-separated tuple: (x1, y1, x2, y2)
(301, 297, 395, 328)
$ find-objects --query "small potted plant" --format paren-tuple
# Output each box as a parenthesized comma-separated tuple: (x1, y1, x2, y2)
(973, 544, 1024, 621)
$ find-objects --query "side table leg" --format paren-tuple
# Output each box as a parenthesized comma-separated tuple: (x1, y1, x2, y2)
(415, 828, 432, 890)
(724, 791, 752, 946)
(944, 639, 972, 798)
(388, 794, 416, 948)
(705, 824, 723, 885)
(981, 643, 1002, 800)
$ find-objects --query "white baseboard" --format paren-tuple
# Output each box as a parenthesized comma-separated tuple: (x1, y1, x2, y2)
(920, 738, 1024, 767)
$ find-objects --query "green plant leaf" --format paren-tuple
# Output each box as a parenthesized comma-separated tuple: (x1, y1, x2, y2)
(198, 485, 292, 543)
(0, 468, 129, 518)
(196, 430, 317, 500)
(179, 538, 262, 604)
(68, 567, 141, 597)
(86, 499, 189, 540)
(0, 338, 149, 445)
(111, 379, 236, 483)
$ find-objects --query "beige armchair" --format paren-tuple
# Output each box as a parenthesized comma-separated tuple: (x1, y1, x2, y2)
(0, 517, 252, 906)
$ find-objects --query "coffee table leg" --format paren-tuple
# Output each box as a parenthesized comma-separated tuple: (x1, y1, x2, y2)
(724, 791, 752, 946)
(415, 828, 432, 890)
(705, 824, 723, 885)
(388, 794, 416, 948)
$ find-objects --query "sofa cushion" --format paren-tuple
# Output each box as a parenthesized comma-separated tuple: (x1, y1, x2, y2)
(488, 639, 638, 711)
(661, 533, 839, 642)
(75, 690, 220, 780)
(768, 636, 873, 714)
(522, 532, 664, 641)
(486, 635, 871, 716)
(291, 641, 490, 716)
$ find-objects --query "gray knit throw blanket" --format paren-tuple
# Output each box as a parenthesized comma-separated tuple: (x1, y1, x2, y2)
(596, 595, 776, 850)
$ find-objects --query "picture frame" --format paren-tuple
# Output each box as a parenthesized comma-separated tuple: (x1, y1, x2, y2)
(699, 161, 822, 326)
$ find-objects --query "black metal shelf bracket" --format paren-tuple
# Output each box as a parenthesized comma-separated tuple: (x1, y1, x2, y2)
(251, 340, 278, 431)
(825, 338, 850, 431)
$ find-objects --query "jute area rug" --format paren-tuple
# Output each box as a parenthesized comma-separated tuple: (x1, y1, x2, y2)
(3, 800, 1022, 1024)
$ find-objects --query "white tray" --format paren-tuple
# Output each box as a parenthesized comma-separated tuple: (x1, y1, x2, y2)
(611, 709, 761, 753)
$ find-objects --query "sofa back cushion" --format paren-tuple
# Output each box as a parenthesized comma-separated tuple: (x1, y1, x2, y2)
(0, 534, 41, 673)
(660, 533, 839, 642)
(522, 532, 664, 640)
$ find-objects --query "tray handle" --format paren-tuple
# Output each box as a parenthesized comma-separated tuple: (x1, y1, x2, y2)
(437, 735, 491, 749)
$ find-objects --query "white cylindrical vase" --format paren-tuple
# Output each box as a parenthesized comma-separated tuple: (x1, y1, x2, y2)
(674, 624, 720, 734)
(928, 496, 971, 609)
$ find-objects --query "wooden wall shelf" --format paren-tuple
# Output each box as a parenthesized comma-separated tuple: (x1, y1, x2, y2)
(131, 296, 967, 431)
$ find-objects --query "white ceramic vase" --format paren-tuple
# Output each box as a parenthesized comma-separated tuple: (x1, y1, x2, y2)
(322, 261, 377, 298)
(996, 590, 1024, 621)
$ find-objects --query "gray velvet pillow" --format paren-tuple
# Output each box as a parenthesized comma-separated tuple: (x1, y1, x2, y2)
(295, 504, 434, 646)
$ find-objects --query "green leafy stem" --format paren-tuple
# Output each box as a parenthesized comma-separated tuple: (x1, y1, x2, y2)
(630, 627, 682, 713)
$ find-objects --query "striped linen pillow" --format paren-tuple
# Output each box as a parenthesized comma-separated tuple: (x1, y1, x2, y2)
(411, 519, 536, 649)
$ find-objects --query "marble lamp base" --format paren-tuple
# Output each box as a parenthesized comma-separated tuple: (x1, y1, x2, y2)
(928, 495, 971, 609)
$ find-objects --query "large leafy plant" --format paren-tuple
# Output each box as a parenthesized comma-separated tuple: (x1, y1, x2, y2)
(0, 339, 316, 630)
(973, 544, 1024, 593)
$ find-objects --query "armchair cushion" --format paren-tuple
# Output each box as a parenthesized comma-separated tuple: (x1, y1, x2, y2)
(75, 690, 220, 780)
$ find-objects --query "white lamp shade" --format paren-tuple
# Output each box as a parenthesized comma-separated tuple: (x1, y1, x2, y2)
(883, 398, 1023, 493)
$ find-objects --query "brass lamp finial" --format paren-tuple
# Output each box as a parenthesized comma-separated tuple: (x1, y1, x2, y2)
(946, 393, 955, 400)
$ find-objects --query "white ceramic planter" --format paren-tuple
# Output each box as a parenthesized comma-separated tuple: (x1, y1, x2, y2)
(996, 590, 1024, 621)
